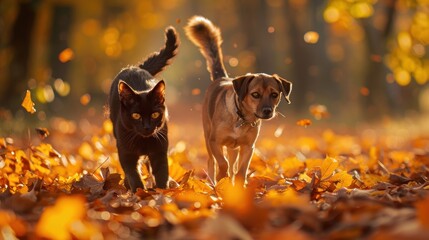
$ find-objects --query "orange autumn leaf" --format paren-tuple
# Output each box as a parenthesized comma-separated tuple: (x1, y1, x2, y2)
(415, 196, 429, 229)
(161, 202, 213, 225)
(138, 205, 163, 227)
(184, 178, 213, 194)
(215, 178, 252, 216)
(281, 157, 305, 178)
(168, 158, 189, 182)
(296, 119, 312, 127)
(329, 170, 353, 189)
(21, 90, 36, 114)
(0, 211, 27, 237)
(35, 195, 87, 239)
(263, 188, 309, 207)
(173, 189, 214, 209)
(321, 157, 339, 181)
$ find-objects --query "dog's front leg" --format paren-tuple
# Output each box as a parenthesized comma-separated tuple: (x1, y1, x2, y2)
(237, 145, 254, 185)
(227, 148, 239, 177)
(205, 141, 216, 184)
(210, 140, 230, 182)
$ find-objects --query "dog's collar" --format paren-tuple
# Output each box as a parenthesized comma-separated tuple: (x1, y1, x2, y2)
(234, 96, 259, 128)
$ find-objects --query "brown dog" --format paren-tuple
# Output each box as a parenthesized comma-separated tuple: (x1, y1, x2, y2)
(185, 16, 292, 185)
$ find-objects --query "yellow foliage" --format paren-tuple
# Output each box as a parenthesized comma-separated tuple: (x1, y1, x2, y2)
(263, 188, 309, 207)
(35, 195, 87, 239)
(281, 157, 305, 178)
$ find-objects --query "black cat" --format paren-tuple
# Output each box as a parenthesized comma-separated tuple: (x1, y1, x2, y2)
(109, 27, 179, 192)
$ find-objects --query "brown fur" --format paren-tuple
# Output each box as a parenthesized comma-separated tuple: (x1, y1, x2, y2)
(185, 16, 292, 185)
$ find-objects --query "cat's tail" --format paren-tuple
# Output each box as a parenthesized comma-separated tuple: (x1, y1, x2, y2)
(139, 26, 179, 77)
(185, 16, 228, 81)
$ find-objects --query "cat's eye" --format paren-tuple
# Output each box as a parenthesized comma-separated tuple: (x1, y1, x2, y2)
(131, 113, 141, 120)
(271, 92, 279, 98)
(151, 112, 160, 119)
(251, 92, 261, 99)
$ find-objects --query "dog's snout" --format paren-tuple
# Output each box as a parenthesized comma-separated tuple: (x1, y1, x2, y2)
(262, 107, 273, 115)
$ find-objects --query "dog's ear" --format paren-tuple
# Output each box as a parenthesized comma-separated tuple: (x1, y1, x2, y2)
(232, 75, 255, 101)
(273, 74, 292, 104)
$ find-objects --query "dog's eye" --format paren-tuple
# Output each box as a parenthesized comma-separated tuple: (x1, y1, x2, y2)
(251, 92, 261, 99)
(271, 92, 279, 98)
(151, 112, 160, 119)
(131, 113, 141, 120)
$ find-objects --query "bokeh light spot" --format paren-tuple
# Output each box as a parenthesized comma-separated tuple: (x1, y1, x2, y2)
(304, 31, 319, 44)
(58, 48, 74, 63)
(395, 69, 411, 86)
(228, 57, 239, 67)
(80, 94, 91, 106)
(324, 6, 340, 23)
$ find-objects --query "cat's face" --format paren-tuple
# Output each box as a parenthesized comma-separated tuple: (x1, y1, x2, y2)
(118, 80, 167, 137)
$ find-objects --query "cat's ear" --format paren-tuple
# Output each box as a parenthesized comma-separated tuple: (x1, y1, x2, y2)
(118, 80, 137, 106)
(150, 80, 165, 104)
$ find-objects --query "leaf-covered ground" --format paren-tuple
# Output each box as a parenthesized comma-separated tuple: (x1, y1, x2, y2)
(1, 116, 429, 240)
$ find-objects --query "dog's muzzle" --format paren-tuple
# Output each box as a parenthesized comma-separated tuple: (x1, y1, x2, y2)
(257, 107, 274, 119)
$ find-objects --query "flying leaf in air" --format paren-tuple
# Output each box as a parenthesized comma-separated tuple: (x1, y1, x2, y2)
(309, 104, 329, 120)
(35, 128, 50, 139)
(21, 90, 36, 114)
(296, 119, 312, 127)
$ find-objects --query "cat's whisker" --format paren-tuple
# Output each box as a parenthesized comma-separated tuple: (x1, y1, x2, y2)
(152, 132, 161, 144)
(154, 129, 167, 143)
(150, 127, 167, 144)
(157, 131, 167, 142)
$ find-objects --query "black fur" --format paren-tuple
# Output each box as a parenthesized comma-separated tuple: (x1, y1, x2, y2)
(109, 27, 179, 192)
(139, 27, 179, 77)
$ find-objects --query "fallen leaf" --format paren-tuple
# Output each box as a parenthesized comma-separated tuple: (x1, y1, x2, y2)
(320, 157, 339, 181)
(415, 196, 429, 229)
(35, 195, 87, 239)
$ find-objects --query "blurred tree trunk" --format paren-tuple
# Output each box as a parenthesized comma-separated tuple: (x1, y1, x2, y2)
(237, 0, 276, 73)
(284, 1, 317, 114)
(361, 0, 401, 120)
(49, 5, 73, 81)
(2, 1, 38, 110)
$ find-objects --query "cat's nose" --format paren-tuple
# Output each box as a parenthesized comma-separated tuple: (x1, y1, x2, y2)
(143, 126, 152, 133)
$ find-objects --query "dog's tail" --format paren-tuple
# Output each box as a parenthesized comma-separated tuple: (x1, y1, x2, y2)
(139, 26, 179, 77)
(185, 16, 228, 80)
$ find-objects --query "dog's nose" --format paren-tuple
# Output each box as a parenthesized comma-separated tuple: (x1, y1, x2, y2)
(262, 107, 273, 116)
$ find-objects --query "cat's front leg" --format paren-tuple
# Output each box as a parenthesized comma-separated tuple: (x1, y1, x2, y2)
(118, 150, 144, 192)
(148, 152, 169, 188)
